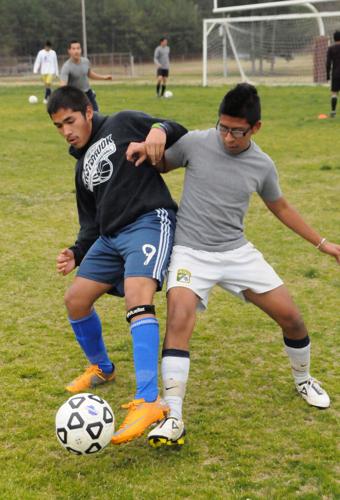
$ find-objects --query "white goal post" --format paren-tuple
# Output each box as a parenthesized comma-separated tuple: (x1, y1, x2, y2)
(203, 0, 340, 86)
(212, 0, 339, 14)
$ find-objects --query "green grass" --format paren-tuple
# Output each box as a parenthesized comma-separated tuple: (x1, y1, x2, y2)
(0, 84, 339, 499)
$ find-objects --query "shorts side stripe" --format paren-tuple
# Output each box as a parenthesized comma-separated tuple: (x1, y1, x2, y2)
(153, 208, 170, 280)
(153, 209, 171, 280)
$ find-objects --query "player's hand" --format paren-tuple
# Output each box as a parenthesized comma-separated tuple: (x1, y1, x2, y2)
(320, 241, 340, 264)
(144, 127, 166, 165)
(126, 142, 147, 166)
(57, 248, 76, 275)
(105, 75, 112, 80)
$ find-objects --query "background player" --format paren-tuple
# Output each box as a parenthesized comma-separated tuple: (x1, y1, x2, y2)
(47, 86, 187, 445)
(60, 40, 112, 111)
(33, 40, 59, 103)
(326, 30, 340, 118)
(154, 37, 170, 98)
(127, 83, 340, 447)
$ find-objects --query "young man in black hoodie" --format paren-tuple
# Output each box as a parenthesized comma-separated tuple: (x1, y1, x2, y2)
(47, 85, 187, 445)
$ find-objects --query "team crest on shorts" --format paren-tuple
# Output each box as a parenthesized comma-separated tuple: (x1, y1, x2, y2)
(176, 268, 191, 284)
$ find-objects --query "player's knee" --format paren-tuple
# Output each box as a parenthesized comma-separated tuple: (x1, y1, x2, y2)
(166, 305, 195, 337)
(280, 310, 305, 333)
(64, 287, 91, 318)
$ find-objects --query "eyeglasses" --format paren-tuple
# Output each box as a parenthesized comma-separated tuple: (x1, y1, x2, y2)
(216, 122, 251, 138)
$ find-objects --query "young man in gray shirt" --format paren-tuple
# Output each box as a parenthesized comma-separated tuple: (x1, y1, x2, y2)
(154, 37, 170, 97)
(60, 40, 112, 111)
(127, 84, 340, 447)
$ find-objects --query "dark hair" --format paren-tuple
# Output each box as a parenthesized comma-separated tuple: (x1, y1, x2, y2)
(333, 30, 340, 42)
(68, 39, 81, 48)
(45, 40, 52, 47)
(160, 37, 167, 43)
(47, 86, 91, 116)
(218, 83, 261, 125)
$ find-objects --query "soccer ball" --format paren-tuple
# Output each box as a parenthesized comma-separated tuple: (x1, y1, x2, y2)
(164, 90, 173, 99)
(55, 393, 114, 455)
(28, 95, 38, 104)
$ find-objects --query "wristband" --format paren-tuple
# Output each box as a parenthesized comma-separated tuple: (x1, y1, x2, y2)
(151, 122, 167, 133)
(316, 237, 327, 249)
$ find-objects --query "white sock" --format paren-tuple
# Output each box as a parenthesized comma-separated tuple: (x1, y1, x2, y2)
(162, 352, 190, 420)
(284, 343, 311, 384)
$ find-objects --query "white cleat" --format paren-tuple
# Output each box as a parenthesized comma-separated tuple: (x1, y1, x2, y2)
(296, 377, 330, 408)
(148, 417, 186, 448)
(43, 98, 48, 104)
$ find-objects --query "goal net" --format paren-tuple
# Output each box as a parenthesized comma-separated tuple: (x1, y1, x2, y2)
(203, 1, 340, 86)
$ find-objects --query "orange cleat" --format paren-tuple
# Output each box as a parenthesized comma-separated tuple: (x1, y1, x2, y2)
(65, 365, 115, 393)
(111, 396, 168, 445)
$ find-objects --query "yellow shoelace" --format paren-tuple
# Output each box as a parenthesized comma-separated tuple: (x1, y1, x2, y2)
(121, 399, 144, 410)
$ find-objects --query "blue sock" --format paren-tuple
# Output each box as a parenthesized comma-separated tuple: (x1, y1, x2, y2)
(69, 310, 114, 374)
(130, 318, 159, 402)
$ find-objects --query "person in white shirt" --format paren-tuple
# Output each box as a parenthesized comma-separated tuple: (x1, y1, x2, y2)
(33, 41, 59, 103)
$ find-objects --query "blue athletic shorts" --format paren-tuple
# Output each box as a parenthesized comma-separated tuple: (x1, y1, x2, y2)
(77, 209, 176, 297)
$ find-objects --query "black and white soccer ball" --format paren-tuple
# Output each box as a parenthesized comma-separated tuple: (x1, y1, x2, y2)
(55, 393, 114, 455)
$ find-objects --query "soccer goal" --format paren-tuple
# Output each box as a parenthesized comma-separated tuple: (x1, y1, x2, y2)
(203, 0, 340, 86)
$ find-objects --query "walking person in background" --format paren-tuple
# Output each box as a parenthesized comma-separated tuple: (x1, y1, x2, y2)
(33, 40, 59, 104)
(326, 30, 340, 117)
(60, 40, 112, 111)
(154, 37, 170, 98)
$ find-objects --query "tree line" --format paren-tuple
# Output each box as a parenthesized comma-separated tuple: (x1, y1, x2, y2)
(0, 0, 275, 59)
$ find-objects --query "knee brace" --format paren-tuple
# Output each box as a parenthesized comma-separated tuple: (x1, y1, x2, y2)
(126, 304, 155, 323)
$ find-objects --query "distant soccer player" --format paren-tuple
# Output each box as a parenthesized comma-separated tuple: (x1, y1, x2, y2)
(127, 83, 340, 447)
(326, 30, 340, 117)
(47, 85, 187, 445)
(33, 41, 59, 104)
(154, 37, 170, 97)
(60, 40, 112, 111)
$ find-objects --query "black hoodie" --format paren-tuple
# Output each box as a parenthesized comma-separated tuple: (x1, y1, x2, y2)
(68, 110, 187, 265)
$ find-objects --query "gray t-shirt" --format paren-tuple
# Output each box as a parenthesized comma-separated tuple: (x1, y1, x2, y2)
(60, 57, 91, 91)
(165, 128, 282, 252)
(154, 46, 170, 69)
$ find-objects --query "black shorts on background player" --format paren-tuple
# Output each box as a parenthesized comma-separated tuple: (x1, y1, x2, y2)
(157, 68, 169, 78)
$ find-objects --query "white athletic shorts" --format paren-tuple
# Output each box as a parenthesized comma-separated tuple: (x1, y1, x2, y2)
(167, 243, 283, 310)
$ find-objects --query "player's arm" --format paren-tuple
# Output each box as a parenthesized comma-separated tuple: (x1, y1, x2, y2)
(265, 196, 340, 263)
(54, 52, 59, 77)
(126, 141, 178, 173)
(88, 69, 112, 80)
(33, 52, 41, 74)
(153, 47, 161, 67)
(59, 64, 69, 86)
(125, 113, 187, 167)
(57, 184, 99, 275)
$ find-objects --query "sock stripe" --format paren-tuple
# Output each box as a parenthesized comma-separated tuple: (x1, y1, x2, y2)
(162, 348, 190, 358)
(69, 310, 96, 324)
(130, 318, 158, 331)
(284, 335, 310, 348)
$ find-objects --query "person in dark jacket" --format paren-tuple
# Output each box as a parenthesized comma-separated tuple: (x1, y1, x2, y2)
(47, 85, 187, 445)
(326, 30, 340, 117)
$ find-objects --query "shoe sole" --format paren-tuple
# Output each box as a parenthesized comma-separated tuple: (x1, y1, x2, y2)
(148, 435, 185, 448)
(148, 430, 186, 448)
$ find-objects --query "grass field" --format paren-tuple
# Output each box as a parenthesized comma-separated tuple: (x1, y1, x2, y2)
(0, 83, 339, 499)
